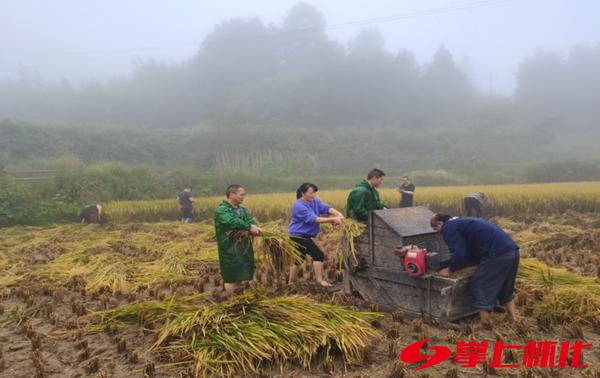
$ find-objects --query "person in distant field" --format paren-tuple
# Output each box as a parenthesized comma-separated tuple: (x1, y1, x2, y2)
(177, 187, 195, 223)
(346, 169, 388, 223)
(288, 183, 344, 287)
(79, 204, 102, 224)
(464, 192, 486, 218)
(430, 214, 519, 327)
(214, 185, 262, 295)
(398, 176, 415, 208)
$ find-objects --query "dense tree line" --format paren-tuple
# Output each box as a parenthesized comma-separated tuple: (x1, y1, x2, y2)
(1, 3, 598, 131)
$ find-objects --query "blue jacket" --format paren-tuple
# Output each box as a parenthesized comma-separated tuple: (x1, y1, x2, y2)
(441, 218, 518, 271)
(289, 197, 332, 237)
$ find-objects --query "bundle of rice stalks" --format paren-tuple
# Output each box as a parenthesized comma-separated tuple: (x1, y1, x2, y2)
(328, 219, 365, 271)
(340, 219, 364, 259)
(153, 291, 381, 377)
(254, 223, 303, 276)
(82, 294, 205, 334)
(530, 286, 600, 327)
(518, 258, 598, 288)
(228, 223, 302, 277)
(517, 258, 600, 326)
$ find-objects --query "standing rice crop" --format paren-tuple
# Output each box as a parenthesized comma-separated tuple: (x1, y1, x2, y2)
(103, 182, 600, 223)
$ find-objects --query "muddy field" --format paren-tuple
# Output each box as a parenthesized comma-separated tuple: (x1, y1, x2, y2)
(0, 212, 599, 377)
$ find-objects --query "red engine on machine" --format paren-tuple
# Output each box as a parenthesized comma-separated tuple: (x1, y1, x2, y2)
(403, 248, 427, 277)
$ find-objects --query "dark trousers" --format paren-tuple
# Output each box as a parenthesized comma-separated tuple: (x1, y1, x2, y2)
(400, 194, 413, 208)
(79, 209, 98, 223)
(469, 250, 520, 311)
(290, 236, 325, 264)
(181, 207, 193, 220)
(464, 197, 482, 218)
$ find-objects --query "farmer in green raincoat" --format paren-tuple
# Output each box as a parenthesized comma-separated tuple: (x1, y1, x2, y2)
(346, 168, 388, 223)
(214, 184, 262, 294)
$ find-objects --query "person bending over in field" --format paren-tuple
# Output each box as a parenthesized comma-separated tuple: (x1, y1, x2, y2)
(346, 168, 388, 223)
(430, 214, 519, 327)
(177, 187, 195, 223)
(288, 183, 344, 287)
(464, 192, 486, 218)
(79, 204, 102, 224)
(214, 184, 261, 295)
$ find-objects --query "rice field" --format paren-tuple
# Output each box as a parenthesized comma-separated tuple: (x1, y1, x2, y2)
(105, 181, 600, 223)
(0, 182, 599, 377)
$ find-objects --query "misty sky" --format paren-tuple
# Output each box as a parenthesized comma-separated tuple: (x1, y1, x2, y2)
(1, 0, 599, 94)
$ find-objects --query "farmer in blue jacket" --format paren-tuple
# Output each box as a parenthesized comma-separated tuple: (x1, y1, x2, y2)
(289, 182, 344, 287)
(430, 214, 519, 326)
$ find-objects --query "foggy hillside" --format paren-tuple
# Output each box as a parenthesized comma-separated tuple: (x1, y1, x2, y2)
(0, 3, 598, 131)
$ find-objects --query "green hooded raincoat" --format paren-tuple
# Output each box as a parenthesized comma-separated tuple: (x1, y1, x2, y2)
(346, 179, 386, 223)
(214, 200, 257, 283)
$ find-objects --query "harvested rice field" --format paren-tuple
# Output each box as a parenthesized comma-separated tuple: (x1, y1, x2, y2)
(1, 186, 600, 377)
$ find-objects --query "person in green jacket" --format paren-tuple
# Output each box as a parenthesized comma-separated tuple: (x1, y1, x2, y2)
(346, 168, 388, 223)
(214, 184, 262, 294)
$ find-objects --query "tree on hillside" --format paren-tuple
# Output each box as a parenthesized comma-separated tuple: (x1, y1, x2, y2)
(422, 45, 473, 121)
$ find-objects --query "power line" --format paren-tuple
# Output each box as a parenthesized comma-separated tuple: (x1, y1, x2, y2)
(326, 0, 510, 30)
(0, 42, 201, 57)
(206, 0, 512, 45)
(0, 0, 511, 57)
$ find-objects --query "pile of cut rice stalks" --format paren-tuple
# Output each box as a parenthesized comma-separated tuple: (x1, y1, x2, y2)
(517, 258, 600, 327)
(84, 291, 381, 376)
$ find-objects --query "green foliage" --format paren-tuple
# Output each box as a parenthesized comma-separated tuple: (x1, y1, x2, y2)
(2, 120, 600, 226)
(3, 121, 599, 179)
(0, 174, 79, 226)
(53, 163, 160, 202)
(0, 175, 26, 225)
(524, 160, 600, 183)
